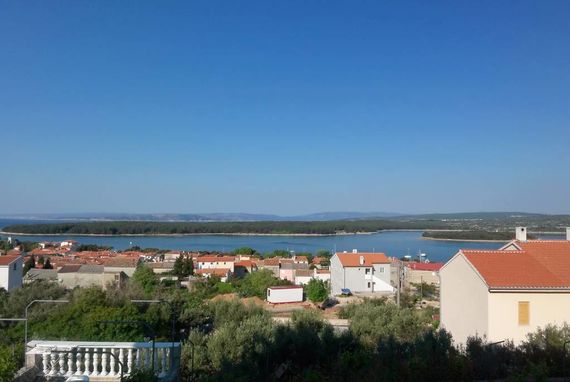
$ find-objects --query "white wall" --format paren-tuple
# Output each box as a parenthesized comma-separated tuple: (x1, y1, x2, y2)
(267, 288, 303, 303)
(0, 257, 23, 291)
(330, 255, 345, 295)
(488, 292, 570, 345)
(440, 254, 489, 345)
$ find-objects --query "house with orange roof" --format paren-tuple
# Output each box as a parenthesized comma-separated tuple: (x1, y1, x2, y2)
(195, 268, 231, 282)
(330, 250, 393, 295)
(440, 227, 570, 345)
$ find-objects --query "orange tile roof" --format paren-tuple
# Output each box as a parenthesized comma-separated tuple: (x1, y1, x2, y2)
(294, 256, 308, 263)
(0, 255, 21, 266)
(196, 268, 231, 276)
(335, 252, 390, 267)
(460, 240, 570, 289)
(235, 260, 255, 268)
(263, 257, 281, 266)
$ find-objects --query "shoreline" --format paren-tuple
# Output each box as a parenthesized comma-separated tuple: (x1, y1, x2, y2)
(421, 237, 510, 243)
(0, 230, 383, 238)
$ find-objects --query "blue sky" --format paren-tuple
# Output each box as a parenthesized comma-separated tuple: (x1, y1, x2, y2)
(1, 1, 569, 215)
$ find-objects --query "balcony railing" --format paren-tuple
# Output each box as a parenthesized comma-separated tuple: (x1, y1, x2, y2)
(26, 340, 181, 381)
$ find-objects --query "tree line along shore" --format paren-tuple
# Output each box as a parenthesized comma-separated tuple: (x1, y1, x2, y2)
(1, 220, 450, 236)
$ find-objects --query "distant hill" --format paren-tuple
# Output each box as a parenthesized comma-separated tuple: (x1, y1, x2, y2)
(0, 211, 401, 223)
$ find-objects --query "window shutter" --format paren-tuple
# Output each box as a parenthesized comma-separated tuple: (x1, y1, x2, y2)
(518, 301, 530, 325)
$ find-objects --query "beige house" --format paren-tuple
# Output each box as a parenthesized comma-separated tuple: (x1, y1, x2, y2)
(58, 264, 128, 290)
(440, 227, 570, 345)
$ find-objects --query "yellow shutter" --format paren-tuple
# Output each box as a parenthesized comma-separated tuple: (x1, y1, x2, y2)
(518, 301, 530, 325)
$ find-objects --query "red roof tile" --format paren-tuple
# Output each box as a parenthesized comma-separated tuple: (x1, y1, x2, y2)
(406, 262, 444, 271)
(0, 255, 21, 266)
(335, 252, 390, 267)
(196, 268, 231, 276)
(460, 240, 570, 289)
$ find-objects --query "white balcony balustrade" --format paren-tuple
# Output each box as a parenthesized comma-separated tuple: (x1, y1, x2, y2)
(26, 341, 180, 381)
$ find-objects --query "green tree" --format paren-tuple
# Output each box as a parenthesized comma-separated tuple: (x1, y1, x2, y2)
(305, 279, 329, 302)
(173, 255, 194, 278)
(23, 256, 35, 275)
(43, 259, 53, 270)
(232, 247, 257, 256)
(132, 264, 158, 295)
(0, 346, 17, 382)
(237, 269, 289, 298)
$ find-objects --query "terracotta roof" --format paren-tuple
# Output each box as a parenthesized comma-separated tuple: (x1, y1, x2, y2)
(312, 256, 327, 264)
(102, 257, 139, 267)
(196, 256, 235, 263)
(235, 260, 255, 268)
(0, 255, 21, 266)
(406, 262, 444, 271)
(263, 257, 281, 266)
(460, 240, 570, 289)
(294, 256, 308, 263)
(335, 252, 390, 267)
(196, 268, 231, 276)
(316, 269, 330, 274)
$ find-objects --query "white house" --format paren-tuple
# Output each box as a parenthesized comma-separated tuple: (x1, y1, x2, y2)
(196, 256, 236, 272)
(0, 255, 24, 291)
(267, 285, 304, 303)
(330, 251, 393, 295)
(440, 227, 570, 345)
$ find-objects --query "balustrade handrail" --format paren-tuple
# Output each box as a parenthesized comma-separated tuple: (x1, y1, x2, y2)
(26, 340, 180, 380)
(27, 340, 180, 352)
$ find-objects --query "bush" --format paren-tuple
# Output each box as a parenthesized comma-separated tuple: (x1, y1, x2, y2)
(0, 346, 17, 382)
(304, 279, 329, 302)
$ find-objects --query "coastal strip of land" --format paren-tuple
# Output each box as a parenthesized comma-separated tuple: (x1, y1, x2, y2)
(1, 220, 451, 236)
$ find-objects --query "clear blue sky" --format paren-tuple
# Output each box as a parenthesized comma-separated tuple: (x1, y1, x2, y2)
(1, 1, 569, 215)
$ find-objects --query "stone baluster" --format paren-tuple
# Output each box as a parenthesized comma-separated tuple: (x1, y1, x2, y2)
(83, 348, 91, 376)
(74, 351, 82, 375)
(101, 350, 108, 376)
(145, 348, 151, 368)
(58, 353, 66, 376)
(42, 352, 50, 375)
(118, 348, 125, 376)
(154, 348, 159, 372)
(92, 348, 99, 376)
(127, 348, 134, 375)
(135, 347, 142, 368)
(160, 348, 167, 377)
(109, 348, 116, 377)
(49, 352, 58, 376)
(66, 352, 74, 376)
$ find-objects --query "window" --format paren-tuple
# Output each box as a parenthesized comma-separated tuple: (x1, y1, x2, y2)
(367, 282, 371, 288)
(518, 301, 530, 325)
(13, 263, 17, 271)
(365, 268, 370, 274)
(379, 267, 384, 273)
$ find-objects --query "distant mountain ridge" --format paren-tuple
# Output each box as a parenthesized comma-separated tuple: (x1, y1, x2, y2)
(1, 211, 567, 224)
(0, 211, 402, 222)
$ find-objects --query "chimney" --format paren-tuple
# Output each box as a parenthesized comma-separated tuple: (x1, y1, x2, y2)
(515, 227, 527, 242)
(352, 249, 358, 254)
(566, 227, 570, 241)
(359, 256, 364, 265)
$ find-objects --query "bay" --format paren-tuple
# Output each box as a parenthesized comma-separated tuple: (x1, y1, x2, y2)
(2, 219, 559, 262)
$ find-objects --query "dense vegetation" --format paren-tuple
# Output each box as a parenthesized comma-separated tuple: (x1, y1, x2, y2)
(2, 219, 449, 235)
(422, 230, 537, 241)
(3, 275, 570, 381)
(1, 251, 570, 381)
